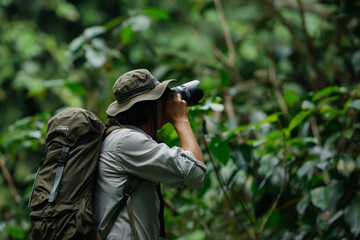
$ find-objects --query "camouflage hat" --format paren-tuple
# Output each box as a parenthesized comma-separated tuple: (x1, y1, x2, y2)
(106, 69, 175, 117)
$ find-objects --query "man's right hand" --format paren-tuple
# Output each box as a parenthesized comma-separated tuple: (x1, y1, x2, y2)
(164, 91, 189, 126)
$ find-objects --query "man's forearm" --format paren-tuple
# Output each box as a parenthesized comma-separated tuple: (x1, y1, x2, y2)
(173, 119, 204, 163)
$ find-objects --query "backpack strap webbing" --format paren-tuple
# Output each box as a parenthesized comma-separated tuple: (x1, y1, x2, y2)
(99, 118, 142, 240)
(99, 175, 141, 240)
(104, 118, 124, 137)
(48, 145, 70, 203)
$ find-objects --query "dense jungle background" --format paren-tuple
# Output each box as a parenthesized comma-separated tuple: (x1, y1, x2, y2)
(1, 0, 360, 239)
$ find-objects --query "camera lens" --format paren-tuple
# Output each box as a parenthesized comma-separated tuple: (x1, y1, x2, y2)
(171, 80, 204, 106)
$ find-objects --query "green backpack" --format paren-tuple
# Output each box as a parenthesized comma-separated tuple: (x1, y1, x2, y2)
(28, 107, 140, 240)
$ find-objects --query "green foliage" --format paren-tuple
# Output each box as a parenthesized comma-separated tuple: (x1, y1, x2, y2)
(1, 0, 360, 239)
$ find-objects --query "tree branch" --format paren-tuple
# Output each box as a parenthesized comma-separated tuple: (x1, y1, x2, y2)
(262, 0, 330, 89)
(201, 133, 256, 240)
(213, 0, 236, 65)
(296, 0, 315, 54)
(169, 0, 244, 84)
(258, 91, 288, 233)
(0, 153, 21, 203)
(268, 53, 289, 119)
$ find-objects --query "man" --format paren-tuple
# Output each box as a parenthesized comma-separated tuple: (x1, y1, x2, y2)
(94, 69, 207, 239)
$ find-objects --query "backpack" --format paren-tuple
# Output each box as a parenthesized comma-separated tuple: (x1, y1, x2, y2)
(28, 107, 140, 240)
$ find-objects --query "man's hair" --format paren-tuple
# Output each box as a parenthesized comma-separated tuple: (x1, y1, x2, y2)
(110, 100, 152, 126)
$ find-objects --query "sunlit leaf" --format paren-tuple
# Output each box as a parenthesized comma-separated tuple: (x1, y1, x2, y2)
(120, 25, 135, 44)
(85, 45, 107, 67)
(6, 226, 25, 239)
(126, 15, 151, 32)
(56, 1, 79, 22)
(83, 26, 106, 39)
(256, 113, 279, 128)
(301, 100, 315, 110)
(144, 7, 170, 20)
(284, 88, 299, 106)
(177, 230, 205, 240)
(65, 82, 87, 96)
(68, 35, 85, 53)
(312, 86, 340, 101)
(288, 111, 310, 132)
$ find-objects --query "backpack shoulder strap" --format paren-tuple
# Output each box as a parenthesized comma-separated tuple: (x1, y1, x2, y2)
(99, 118, 142, 240)
(104, 118, 124, 137)
(99, 175, 141, 240)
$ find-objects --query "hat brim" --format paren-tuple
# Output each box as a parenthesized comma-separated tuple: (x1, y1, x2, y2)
(106, 79, 175, 117)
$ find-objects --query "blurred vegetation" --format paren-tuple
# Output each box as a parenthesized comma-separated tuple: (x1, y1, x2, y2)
(1, 0, 360, 239)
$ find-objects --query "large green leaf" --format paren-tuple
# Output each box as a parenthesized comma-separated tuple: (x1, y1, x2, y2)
(310, 185, 334, 210)
(344, 198, 360, 237)
(209, 138, 231, 165)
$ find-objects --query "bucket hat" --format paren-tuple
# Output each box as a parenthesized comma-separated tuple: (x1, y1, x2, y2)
(106, 69, 175, 117)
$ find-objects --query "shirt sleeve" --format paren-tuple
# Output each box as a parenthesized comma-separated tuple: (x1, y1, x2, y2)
(113, 128, 207, 189)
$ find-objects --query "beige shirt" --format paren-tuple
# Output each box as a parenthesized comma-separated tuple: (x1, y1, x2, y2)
(94, 125, 207, 240)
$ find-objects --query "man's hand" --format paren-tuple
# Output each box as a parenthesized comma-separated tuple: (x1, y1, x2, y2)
(163, 90, 204, 163)
(164, 91, 189, 125)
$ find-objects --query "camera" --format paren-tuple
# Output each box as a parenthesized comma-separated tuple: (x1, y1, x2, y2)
(171, 80, 204, 106)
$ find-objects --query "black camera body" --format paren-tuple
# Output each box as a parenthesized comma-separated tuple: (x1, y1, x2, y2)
(171, 80, 204, 106)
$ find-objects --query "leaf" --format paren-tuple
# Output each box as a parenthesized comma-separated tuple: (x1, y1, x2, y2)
(344, 198, 360, 237)
(83, 26, 106, 39)
(103, 16, 125, 30)
(288, 111, 310, 132)
(144, 7, 170, 20)
(209, 138, 231, 165)
(348, 99, 360, 110)
(126, 15, 151, 32)
(120, 25, 135, 44)
(199, 100, 224, 112)
(312, 86, 339, 101)
(85, 45, 107, 68)
(65, 82, 87, 96)
(297, 160, 316, 178)
(56, 1, 79, 22)
(220, 69, 231, 87)
(258, 154, 279, 178)
(296, 193, 310, 215)
(284, 88, 299, 106)
(68, 35, 85, 53)
(301, 100, 315, 110)
(177, 230, 205, 240)
(310, 185, 334, 210)
(256, 113, 280, 128)
(6, 226, 25, 239)
(238, 143, 252, 163)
